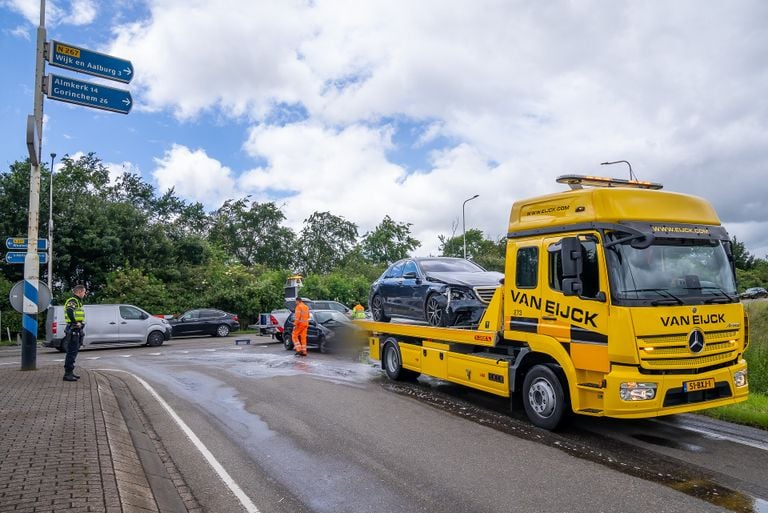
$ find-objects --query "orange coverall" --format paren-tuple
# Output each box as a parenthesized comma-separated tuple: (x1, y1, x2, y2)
(293, 301, 310, 355)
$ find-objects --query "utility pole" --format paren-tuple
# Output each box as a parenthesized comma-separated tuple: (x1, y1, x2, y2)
(21, 0, 46, 371)
(47, 152, 56, 291)
(462, 194, 479, 260)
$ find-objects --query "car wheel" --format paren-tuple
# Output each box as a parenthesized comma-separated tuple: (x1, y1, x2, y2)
(147, 331, 164, 347)
(320, 338, 329, 354)
(283, 336, 294, 351)
(216, 324, 230, 337)
(522, 365, 568, 430)
(425, 294, 448, 327)
(371, 295, 390, 322)
(382, 339, 420, 381)
(275, 331, 283, 342)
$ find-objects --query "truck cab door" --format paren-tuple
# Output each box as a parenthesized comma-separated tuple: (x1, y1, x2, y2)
(540, 234, 611, 374)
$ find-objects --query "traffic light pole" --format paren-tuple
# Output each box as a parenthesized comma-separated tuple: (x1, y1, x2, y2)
(21, 0, 46, 371)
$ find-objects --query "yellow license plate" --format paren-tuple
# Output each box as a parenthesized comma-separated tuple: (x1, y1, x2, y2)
(683, 378, 715, 392)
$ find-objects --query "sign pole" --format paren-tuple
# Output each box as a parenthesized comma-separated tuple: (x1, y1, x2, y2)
(22, 0, 46, 371)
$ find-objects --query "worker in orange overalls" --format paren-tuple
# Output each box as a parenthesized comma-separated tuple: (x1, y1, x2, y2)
(292, 296, 310, 357)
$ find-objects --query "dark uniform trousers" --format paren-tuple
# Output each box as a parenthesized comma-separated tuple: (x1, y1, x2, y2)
(63, 324, 84, 375)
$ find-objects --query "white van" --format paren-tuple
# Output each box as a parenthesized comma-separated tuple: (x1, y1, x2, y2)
(45, 304, 172, 351)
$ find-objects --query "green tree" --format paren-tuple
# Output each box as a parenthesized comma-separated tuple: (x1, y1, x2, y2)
(732, 237, 755, 271)
(209, 199, 296, 268)
(438, 229, 506, 271)
(298, 211, 358, 274)
(360, 215, 420, 264)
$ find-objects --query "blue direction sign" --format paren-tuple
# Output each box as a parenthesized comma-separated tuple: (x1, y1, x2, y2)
(46, 74, 132, 114)
(6, 252, 48, 265)
(48, 40, 133, 84)
(6, 238, 48, 250)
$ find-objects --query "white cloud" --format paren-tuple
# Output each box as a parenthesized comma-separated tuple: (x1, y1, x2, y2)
(59, 0, 97, 26)
(102, 0, 768, 255)
(2, 0, 96, 26)
(152, 144, 236, 209)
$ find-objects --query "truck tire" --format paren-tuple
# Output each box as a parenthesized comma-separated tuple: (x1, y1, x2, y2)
(522, 365, 568, 430)
(371, 295, 390, 322)
(147, 331, 165, 347)
(383, 340, 420, 381)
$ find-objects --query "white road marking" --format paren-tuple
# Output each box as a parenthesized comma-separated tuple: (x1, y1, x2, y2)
(119, 355, 131, 358)
(98, 369, 261, 513)
(204, 349, 217, 352)
(85, 357, 101, 360)
(148, 353, 162, 356)
(0, 362, 14, 366)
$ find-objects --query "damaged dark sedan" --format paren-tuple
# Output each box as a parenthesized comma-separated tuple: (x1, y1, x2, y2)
(369, 257, 503, 327)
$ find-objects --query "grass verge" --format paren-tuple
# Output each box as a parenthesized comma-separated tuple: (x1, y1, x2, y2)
(701, 392, 768, 430)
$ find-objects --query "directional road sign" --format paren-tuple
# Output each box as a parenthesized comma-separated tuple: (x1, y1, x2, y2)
(6, 252, 48, 265)
(48, 40, 134, 84)
(6, 238, 48, 251)
(46, 73, 132, 115)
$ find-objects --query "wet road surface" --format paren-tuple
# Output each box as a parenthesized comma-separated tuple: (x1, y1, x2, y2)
(2, 337, 766, 512)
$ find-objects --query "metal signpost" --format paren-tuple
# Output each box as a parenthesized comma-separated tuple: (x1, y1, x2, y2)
(7, 238, 48, 251)
(7, 252, 48, 265)
(21, 0, 133, 371)
(47, 74, 132, 115)
(48, 40, 134, 84)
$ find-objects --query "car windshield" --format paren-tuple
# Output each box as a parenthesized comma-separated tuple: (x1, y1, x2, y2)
(419, 259, 484, 273)
(314, 311, 349, 323)
(605, 237, 737, 304)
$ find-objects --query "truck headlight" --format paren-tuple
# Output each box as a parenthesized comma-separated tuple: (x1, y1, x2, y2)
(619, 382, 657, 401)
(734, 370, 748, 388)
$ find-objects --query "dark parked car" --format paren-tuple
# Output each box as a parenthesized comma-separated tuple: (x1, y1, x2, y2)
(369, 257, 503, 327)
(169, 309, 240, 337)
(740, 287, 768, 300)
(282, 310, 361, 353)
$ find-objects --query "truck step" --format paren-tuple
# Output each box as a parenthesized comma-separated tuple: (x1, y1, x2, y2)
(577, 408, 603, 414)
(577, 382, 604, 389)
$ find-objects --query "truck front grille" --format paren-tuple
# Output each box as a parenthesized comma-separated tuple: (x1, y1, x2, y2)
(637, 329, 740, 371)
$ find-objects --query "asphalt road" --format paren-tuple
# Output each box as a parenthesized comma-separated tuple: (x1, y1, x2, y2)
(1, 337, 766, 513)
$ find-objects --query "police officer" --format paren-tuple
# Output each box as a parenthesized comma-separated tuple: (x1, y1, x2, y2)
(63, 285, 86, 382)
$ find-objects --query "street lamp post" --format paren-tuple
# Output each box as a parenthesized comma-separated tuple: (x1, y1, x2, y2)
(462, 194, 479, 260)
(48, 152, 56, 291)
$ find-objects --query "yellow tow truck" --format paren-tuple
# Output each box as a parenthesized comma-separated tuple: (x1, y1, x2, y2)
(356, 175, 749, 429)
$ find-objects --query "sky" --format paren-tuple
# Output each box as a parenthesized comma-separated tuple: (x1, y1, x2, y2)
(1, 0, 767, 259)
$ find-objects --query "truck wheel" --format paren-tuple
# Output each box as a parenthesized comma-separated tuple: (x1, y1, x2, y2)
(383, 340, 420, 381)
(147, 331, 165, 347)
(216, 324, 230, 337)
(371, 295, 390, 322)
(283, 336, 294, 351)
(425, 294, 448, 327)
(522, 365, 567, 430)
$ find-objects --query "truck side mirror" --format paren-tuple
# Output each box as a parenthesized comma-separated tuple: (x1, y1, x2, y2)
(561, 237, 583, 278)
(560, 237, 583, 297)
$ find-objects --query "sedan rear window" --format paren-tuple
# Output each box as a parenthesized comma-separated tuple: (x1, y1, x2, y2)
(420, 259, 484, 273)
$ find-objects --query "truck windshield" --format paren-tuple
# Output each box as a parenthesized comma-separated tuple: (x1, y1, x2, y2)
(605, 237, 737, 305)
